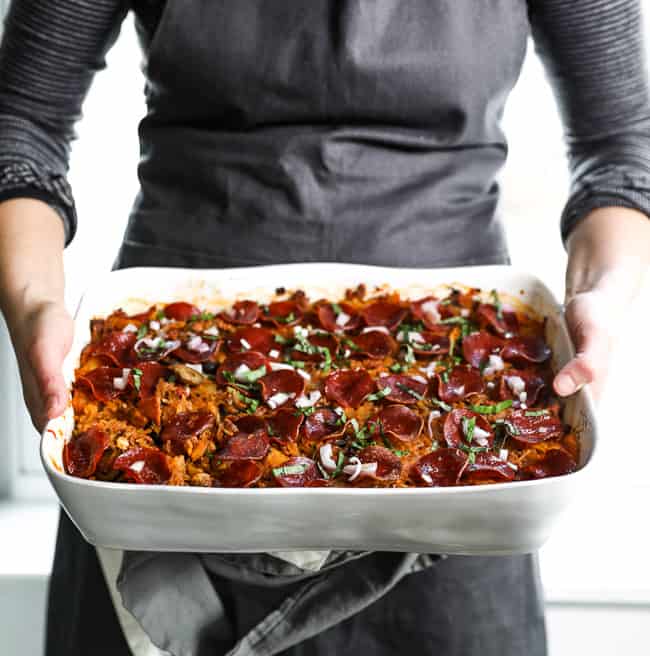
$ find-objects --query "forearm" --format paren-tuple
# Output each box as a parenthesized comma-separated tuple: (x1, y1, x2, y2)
(0, 198, 65, 323)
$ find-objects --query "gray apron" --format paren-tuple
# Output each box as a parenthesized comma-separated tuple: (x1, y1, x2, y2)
(48, 1, 547, 654)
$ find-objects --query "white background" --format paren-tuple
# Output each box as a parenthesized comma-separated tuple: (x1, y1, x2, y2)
(0, 5, 649, 656)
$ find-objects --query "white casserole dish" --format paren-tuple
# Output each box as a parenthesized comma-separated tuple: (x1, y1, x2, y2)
(41, 263, 597, 555)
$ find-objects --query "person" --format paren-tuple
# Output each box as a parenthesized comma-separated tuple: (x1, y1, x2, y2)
(0, 1, 649, 654)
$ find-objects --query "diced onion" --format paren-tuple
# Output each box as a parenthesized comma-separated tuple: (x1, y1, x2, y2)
(411, 374, 427, 384)
(505, 376, 526, 396)
(334, 406, 345, 416)
(149, 320, 160, 331)
(342, 457, 378, 482)
(408, 331, 425, 344)
(240, 338, 252, 350)
(483, 354, 504, 377)
(499, 449, 509, 461)
(267, 392, 294, 409)
(270, 362, 295, 372)
(186, 363, 203, 373)
(336, 312, 351, 327)
(269, 349, 280, 359)
(233, 364, 252, 381)
(122, 323, 138, 333)
(204, 326, 220, 337)
(293, 325, 309, 339)
(361, 326, 390, 335)
(319, 443, 337, 471)
(296, 369, 311, 381)
(460, 308, 470, 317)
(186, 335, 211, 353)
(419, 300, 440, 324)
(474, 426, 491, 440)
(421, 362, 438, 379)
(130, 460, 145, 473)
(421, 472, 434, 485)
(134, 336, 163, 352)
(112, 367, 131, 391)
(295, 391, 321, 408)
(427, 410, 441, 437)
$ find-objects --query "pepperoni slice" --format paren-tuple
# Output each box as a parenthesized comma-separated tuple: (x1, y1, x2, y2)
(410, 296, 441, 329)
(63, 428, 110, 478)
(358, 446, 401, 481)
(410, 448, 466, 487)
(218, 460, 264, 488)
(350, 331, 397, 359)
(163, 302, 201, 321)
(216, 352, 270, 385)
(410, 328, 450, 356)
(377, 374, 428, 405)
(261, 300, 304, 327)
(161, 411, 215, 453)
(219, 300, 260, 325)
(519, 448, 577, 480)
(375, 404, 423, 443)
(290, 333, 338, 362)
(136, 362, 169, 424)
(443, 409, 494, 449)
(265, 408, 304, 443)
(81, 331, 137, 367)
(234, 415, 266, 434)
(258, 370, 306, 406)
(437, 366, 484, 403)
(498, 369, 546, 406)
(173, 337, 219, 364)
(76, 367, 128, 402)
(461, 452, 516, 483)
(476, 303, 519, 336)
(273, 457, 318, 487)
(461, 331, 503, 368)
(226, 327, 277, 355)
(506, 410, 564, 446)
(324, 369, 375, 408)
(302, 408, 345, 441)
(218, 431, 270, 460)
(501, 335, 551, 366)
(361, 301, 407, 331)
(113, 447, 172, 485)
(316, 301, 362, 332)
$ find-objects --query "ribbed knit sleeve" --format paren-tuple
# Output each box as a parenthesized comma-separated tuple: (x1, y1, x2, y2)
(528, 0, 650, 243)
(0, 0, 129, 245)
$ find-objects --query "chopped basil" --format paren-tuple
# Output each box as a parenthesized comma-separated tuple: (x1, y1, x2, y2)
(341, 337, 361, 352)
(441, 370, 449, 384)
(332, 450, 345, 478)
(136, 324, 148, 339)
(274, 334, 290, 345)
(273, 463, 309, 477)
(524, 410, 549, 417)
(402, 344, 415, 364)
(469, 400, 513, 414)
(266, 423, 276, 437)
(504, 421, 520, 436)
(240, 365, 267, 383)
(167, 374, 177, 384)
(276, 312, 296, 324)
(462, 416, 476, 445)
(366, 386, 392, 402)
(155, 309, 166, 321)
(491, 289, 503, 320)
(432, 398, 452, 412)
(395, 382, 423, 401)
(189, 311, 215, 322)
(439, 316, 471, 325)
(439, 298, 453, 306)
(390, 362, 408, 373)
(132, 367, 143, 391)
(285, 359, 306, 369)
(244, 398, 260, 414)
(222, 371, 235, 383)
(392, 449, 410, 457)
(202, 334, 219, 341)
(458, 444, 488, 464)
(294, 405, 316, 417)
(331, 303, 342, 316)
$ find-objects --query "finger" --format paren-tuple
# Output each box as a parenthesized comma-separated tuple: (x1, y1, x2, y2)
(26, 334, 68, 420)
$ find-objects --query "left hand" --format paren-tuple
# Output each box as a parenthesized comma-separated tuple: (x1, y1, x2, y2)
(553, 207, 650, 402)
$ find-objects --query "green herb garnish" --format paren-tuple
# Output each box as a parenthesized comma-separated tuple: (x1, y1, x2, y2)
(462, 416, 476, 445)
(366, 387, 392, 402)
(390, 362, 408, 373)
(331, 303, 342, 316)
(240, 365, 267, 383)
(136, 324, 148, 339)
(332, 450, 345, 478)
(396, 382, 423, 401)
(432, 398, 452, 412)
(524, 410, 549, 417)
(274, 334, 290, 345)
(155, 309, 165, 321)
(273, 463, 309, 477)
(132, 368, 143, 391)
(491, 289, 503, 320)
(469, 400, 513, 414)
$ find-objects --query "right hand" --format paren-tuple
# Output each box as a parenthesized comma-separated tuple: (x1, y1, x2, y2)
(5, 300, 73, 432)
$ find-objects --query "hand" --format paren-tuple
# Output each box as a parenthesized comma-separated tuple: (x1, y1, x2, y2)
(553, 207, 650, 402)
(5, 300, 73, 432)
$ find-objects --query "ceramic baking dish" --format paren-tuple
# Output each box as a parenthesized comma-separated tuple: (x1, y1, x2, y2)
(40, 263, 597, 555)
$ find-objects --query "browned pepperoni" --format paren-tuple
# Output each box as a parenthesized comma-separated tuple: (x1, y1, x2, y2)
(437, 366, 484, 403)
(262, 300, 304, 327)
(81, 330, 137, 367)
(498, 369, 546, 406)
(173, 337, 219, 364)
(410, 448, 466, 487)
(476, 303, 519, 336)
(461, 331, 504, 368)
(216, 352, 270, 385)
(375, 404, 423, 443)
(350, 331, 398, 359)
(361, 301, 407, 331)
(506, 410, 564, 446)
(316, 301, 362, 332)
(443, 408, 494, 449)
(410, 328, 451, 356)
(161, 411, 215, 452)
(501, 335, 551, 366)
(461, 452, 516, 483)
(136, 362, 169, 424)
(234, 415, 266, 434)
(273, 457, 319, 487)
(63, 428, 110, 478)
(163, 302, 201, 321)
(219, 300, 260, 325)
(218, 431, 270, 460)
(290, 333, 339, 363)
(358, 446, 402, 481)
(76, 367, 128, 402)
(378, 374, 428, 404)
(410, 296, 442, 329)
(324, 369, 375, 408)
(302, 408, 345, 441)
(519, 448, 577, 480)
(218, 460, 264, 487)
(258, 370, 306, 406)
(267, 408, 304, 443)
(113, 447, 172, 485)
(226, 327, 277, 355)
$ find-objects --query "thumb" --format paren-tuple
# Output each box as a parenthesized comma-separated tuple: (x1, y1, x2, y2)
(28, 335, 68, 419)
